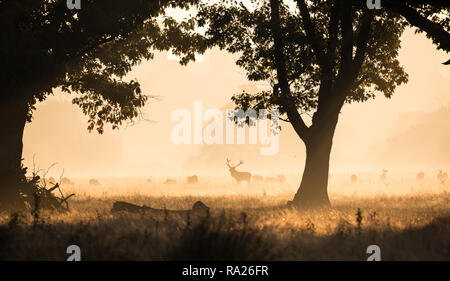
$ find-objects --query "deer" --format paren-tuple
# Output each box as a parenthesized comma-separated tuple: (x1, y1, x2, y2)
(61, 177, 74, 186)
(186, 175, 199, 184)
(89, 179, 101, 186)
(226, 158, 251, 184)
(164, 178, 177, 185)
(277, 175, 286, 184)
(437, 170, 448, 185)
(416, 171, 425, 181)
(265, 176, 278, 184)
(252, 175, 264, 182)
(380, 169, 388, 181)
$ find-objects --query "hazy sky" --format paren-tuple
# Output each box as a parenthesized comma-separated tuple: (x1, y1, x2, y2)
(22, 29, 450, 178)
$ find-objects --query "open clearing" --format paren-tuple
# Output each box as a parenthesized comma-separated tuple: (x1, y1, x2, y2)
(1, 173, 449, 260)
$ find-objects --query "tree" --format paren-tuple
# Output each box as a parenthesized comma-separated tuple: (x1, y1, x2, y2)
(0, 0, 205, 209)
(196, 0, 449, 209)
(383, 0, 450, 53)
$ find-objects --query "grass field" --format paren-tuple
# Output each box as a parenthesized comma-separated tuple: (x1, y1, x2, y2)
(0, 172, 449, 260)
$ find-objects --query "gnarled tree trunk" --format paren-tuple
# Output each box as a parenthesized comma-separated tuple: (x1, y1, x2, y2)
(0, 96, 28, 209)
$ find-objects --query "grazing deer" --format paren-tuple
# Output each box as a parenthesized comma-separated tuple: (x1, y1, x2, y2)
(252, 175, 264, 182)
(265, 177, 277, 183)
(89, 179, 101, 186)
(416, 172, 425, 181)
(351, 174, 358, 183)
(164, 178, 177, 185)
(437, 170, 448, 185)
(277, 175, 285, 184)
(61, 177, 74, 186)
(226, 158, 251, 184)
(186, 175, 198, 184)
(380, 169, 388, 181)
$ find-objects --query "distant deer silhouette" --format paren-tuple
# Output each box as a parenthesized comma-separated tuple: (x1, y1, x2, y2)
(61, 177, 74, 186)
(89, 179, 101, 186)
(226, 158, 251, 184)
(186, 175, 198, 184)
(252, 175, 264, 182)
(277, 175, 285, 184)
(416, 172, 425, 181)
(164, 178, 176, 185)
(380, 169, 388, 181)
(437, 170, 448, 185)
(351, 174, 358, 183)
(265, 176, 277, 183)
(265, 175, 285, 184)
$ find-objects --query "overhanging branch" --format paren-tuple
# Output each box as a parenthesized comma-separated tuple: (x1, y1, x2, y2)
(385, 0, 450, 51)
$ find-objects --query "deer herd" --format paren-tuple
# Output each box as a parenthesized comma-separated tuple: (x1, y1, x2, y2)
(349, 169, 448, 185)
(37, 165, 449, 188)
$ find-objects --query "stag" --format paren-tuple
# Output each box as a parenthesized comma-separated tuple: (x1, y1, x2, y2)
(226, 159, 251, 184)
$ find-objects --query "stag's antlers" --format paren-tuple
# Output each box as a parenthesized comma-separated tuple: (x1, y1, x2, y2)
(226, 159, 244, 169)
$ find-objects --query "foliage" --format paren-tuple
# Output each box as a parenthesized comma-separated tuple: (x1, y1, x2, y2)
(0, 0, 206, 133)
(196, 0, 408, 118)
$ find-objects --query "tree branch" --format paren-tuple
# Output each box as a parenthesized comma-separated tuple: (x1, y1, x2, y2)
(402, 0, 449, 7)
(296, 0, 327, 68)
(325, 1, 340, 75)
(270, 0, 310, 142)
(339, 0, 353, 75)
(385, 0, 450, 51)
(352, 10, 374, 80)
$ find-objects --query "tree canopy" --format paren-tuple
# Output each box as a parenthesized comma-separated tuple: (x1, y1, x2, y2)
(383, 0, 449, 52)
(0, 0, 206, 133)
(197, 0, 408, 135)
(192, 0, 449, 209)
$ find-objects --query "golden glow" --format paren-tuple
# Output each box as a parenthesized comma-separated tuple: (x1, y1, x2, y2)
(22, 29, 450, 186)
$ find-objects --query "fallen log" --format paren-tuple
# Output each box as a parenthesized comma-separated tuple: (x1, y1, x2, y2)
(111, 200, 210, 218)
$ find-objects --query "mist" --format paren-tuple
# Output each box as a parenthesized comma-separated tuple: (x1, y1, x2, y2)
(22, 29, 450, 178)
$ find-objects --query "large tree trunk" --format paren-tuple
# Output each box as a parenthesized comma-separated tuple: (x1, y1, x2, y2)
(0, 96, 28, 209)
(291, 105, 340, 210)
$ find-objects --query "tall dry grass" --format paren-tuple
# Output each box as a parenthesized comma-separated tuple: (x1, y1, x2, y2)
(0, 173, 449, 260)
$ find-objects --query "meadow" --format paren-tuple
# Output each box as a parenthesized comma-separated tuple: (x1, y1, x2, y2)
(0, 172, 449, 261)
